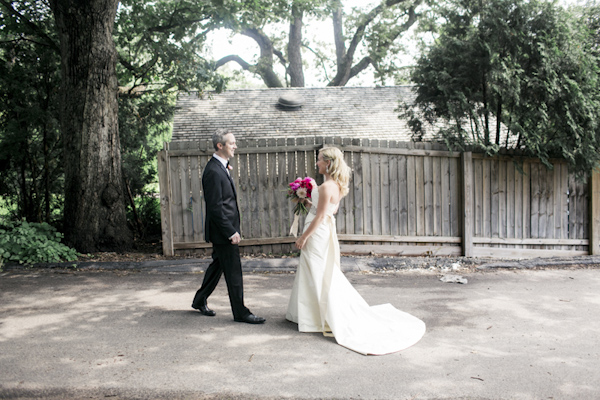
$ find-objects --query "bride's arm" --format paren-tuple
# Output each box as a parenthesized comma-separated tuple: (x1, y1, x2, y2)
(295, 184, 334, 250)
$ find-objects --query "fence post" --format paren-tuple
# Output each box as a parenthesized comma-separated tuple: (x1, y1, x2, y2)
(590, 168, 600, 255)
(157, 145, 174, 256)
(462, 151, 473, 257)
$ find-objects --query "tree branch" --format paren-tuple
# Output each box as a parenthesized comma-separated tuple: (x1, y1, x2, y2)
(303, 44, 330, 82)
(147, 19, 209, 33)
(349, 56, 373, 79)
(274, 48, 287, 67)
(215, 54, 252, 70)
(331, 0, 346, 66)
(1, 36, 55, 49)
(240, 27, 283, 87)
(346, 0, 409, 60)
(145, 1, 212, 33)
(241, 27, 271, 54)
(0, 0, 59, 52)
(137, 52, 160, 80)
(329, 0, 415, 86)
(118, 54, 136, 72)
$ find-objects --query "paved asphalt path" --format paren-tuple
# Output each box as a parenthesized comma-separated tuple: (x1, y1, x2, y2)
(1, 258, 599, 400)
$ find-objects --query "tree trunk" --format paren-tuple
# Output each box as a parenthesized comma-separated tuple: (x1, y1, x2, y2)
(242, 28, 283, 88)
(496, 97, 502, 146)
(288, 3, 304, 87)
(49, 0, 132, 252)
(481, 73, 490, 146)
(18, 139, 30, 221)
(328, 0, 416, 87)
(329, 0, 351, 86)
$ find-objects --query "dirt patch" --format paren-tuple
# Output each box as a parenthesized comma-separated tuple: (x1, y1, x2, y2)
(74, 238, 200, 263)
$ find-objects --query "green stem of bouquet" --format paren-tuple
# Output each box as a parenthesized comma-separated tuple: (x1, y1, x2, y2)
(293, 202, 309, 215)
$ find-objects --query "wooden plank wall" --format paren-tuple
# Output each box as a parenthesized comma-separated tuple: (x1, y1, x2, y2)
(158, 138, 592, 258)
(469, 155, 589, 257)
(336, 139, 463, 256)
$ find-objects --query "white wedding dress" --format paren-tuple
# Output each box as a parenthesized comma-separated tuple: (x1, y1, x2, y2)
(286, 183, 426, 355)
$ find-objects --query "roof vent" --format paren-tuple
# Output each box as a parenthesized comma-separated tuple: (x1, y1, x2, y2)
(277, 93, 303, 110)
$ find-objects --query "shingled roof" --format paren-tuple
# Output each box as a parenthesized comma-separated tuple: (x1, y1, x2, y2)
(171, 86, 435, 142)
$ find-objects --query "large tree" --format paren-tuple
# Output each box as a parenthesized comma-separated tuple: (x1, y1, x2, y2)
(213, 0, 420, 87)
(1, 0, 224, 250)
(48, 0, 132, 252)
(403, 0, 600, 175)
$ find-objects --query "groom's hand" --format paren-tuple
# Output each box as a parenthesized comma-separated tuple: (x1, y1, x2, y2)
(230, 232, 241, 244)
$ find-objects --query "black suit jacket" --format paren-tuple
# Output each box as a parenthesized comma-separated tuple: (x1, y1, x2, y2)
(202, 157, 240, 244)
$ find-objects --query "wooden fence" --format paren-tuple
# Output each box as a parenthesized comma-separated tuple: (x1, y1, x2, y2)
(158, 137, 600, 258)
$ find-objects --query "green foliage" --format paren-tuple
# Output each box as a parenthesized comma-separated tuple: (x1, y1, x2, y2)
(114, 0, 228, 198)
(114, 0, 227, 94)
(126, 194, 162, 238)
(113, 0, 229, 237)
(350, 0, 419, 85)
(404, 0, 600, 175)
(119, 92, 174, 198)
(211, 0, 329, 31)
(0, 1, 63, 223)
(0, 220, 79, 265)
(137, 195, 161, 236)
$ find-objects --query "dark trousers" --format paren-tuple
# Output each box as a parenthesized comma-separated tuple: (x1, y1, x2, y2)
(192, 243, 250, 320)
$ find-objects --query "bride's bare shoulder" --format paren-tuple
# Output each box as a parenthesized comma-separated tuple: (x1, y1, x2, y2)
(319, 180, 341, 202)
(319, 180, 337, 190)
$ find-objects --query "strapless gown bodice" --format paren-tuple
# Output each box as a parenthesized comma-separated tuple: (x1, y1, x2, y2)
(305, 184, 338, 219)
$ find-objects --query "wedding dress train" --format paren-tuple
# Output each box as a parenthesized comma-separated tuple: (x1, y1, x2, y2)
(286, 184, 426, 355)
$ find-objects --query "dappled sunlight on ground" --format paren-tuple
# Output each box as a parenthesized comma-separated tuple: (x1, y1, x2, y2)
(1, 269, 599, 399)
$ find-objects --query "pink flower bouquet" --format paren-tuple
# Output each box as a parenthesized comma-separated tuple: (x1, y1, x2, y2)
(287, 177, 314, 215)
(287, 177, 314, 236)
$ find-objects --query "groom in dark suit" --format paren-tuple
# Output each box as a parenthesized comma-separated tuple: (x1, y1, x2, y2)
(191, 129, 265, 324)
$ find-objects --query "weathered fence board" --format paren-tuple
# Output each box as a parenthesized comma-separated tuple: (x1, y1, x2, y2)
(591, 170, 600, 255)
(158, 138, 596, 258)
(398, 151, 408, 237)
(450, 156, 460, 238)
(406, 154, 417, 237)
(461, 152, 473, 256)
(506, 162, 515, 240)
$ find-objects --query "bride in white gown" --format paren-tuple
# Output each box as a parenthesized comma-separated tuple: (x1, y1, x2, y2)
(286, 147, 426, 355)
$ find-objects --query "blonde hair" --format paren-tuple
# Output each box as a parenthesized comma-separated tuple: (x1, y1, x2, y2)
(320, 147, 351, 197)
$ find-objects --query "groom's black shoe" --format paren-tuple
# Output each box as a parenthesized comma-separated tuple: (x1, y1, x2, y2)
(234, 314, 266, 324)
(192, 299, 216, 316)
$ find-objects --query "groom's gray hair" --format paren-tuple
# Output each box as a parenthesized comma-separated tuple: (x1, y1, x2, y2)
(212, 128, 233, 151)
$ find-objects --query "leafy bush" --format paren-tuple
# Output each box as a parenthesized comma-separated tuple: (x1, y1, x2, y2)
(0, 220, 79, 265)
(137, 195, 162, 236)
(127, 194, 162, 238)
